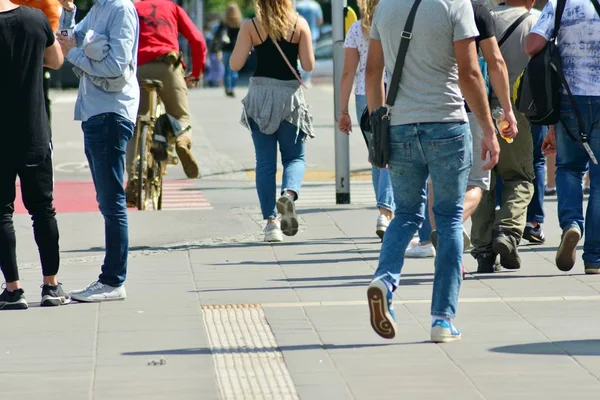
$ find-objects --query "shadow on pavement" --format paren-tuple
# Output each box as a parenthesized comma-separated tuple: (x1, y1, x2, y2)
(489, 340, 600, 356)
(62, 237, 378, 254)
(122, 341, 428, 356)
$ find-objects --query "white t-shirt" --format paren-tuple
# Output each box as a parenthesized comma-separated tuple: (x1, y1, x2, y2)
(530, 0, 600, 96)
(344, 20, 388, 96)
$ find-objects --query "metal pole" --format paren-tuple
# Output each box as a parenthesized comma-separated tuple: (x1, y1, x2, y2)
(332, 0, 350, 204)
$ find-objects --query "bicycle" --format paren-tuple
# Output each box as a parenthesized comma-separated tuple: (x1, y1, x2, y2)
(132, 79, 179, 211)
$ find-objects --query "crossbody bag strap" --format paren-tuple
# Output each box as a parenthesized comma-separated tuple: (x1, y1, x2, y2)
(272, 38, 306, 89)
(384, 0, 423, 108)
(497, 12, 530, 47)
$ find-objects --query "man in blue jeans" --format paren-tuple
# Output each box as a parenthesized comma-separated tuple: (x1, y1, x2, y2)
(365, 0, 502, 343)
(57, 0, 139, 301)
(525, 0, 600, 274)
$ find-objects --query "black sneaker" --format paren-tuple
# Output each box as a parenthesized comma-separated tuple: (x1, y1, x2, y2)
(476, 253, 501, 273)
(523, 224, 545, 244)
(493, 233, 521, 270)
(41, 283, 71, 307)
(0, 288, 28, 310)
(545, 187, 557, 196)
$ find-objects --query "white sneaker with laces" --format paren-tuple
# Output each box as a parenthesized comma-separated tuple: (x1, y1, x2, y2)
(70, 280, 126, 302)
(376, 215, 390, 239)
(264, 220, 283, 242)
(405, 243, 436, 258)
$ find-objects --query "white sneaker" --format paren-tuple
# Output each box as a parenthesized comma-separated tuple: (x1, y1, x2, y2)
(406, 237, 419, 250)
(276, 194, 299, 236)
(70, 280, 126, 302)
(405, 243, 436, 258)
(376, 215, 390, 240)
(264, 220, 283, 242)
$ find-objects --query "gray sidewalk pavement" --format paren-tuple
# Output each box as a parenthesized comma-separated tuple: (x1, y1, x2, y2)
(5, 195, 600, 399)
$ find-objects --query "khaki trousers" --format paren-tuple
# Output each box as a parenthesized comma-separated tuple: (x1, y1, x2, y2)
(471, 108, 534, 257)
(126, 60, 192, 177)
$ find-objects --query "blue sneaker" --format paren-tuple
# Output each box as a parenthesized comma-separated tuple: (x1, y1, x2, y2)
(431, 319, 461, 343)
(367, 280, 397, 339)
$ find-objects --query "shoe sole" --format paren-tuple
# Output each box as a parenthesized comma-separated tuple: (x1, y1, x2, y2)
(585, 267, 600, 275)
(523, 231, 545, 244)
(70, 295, 126, 303)
(430, 230, 470, 253)
(41, 295, 72, 307)
(0, 299, 28, 310)
(556, 228, 581, 272)
(264, 233, 283, 243)
(277, 196, 299, 237)
(176, 145, 200, 179)
(492, 240, 521, 270)
(431, 332, 462, 343)
(376, 227, 386, 240)
(367, 281, 396, 339)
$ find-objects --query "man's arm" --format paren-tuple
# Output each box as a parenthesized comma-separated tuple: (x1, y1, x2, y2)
(177, 5, 207, 77)
(455, 38, 499, 169)
(44, 40, 64, 69)
(365, 38, 385, 113)
(57, 1, 90, 48)
(64, 6, 137, 78)
(524, 32, 547, 56)
(480, 36, 517, 137)
(525, 1, 555, 56)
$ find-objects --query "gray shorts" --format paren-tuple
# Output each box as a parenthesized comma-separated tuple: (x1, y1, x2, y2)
(427, 113, 491, 191)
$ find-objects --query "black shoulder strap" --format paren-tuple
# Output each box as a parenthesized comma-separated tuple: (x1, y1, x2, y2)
(591, 0, 600, 18)
(553, 0, 567, 39)
(385, 0, 423, 107)
(251, 18, 264, 43)
(497, 12, 530, 47)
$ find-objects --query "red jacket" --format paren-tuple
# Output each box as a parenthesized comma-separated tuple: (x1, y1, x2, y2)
(135, 0, 207, 77)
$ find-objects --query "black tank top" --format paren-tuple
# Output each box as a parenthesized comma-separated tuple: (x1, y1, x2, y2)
(251, 18, 300, 81)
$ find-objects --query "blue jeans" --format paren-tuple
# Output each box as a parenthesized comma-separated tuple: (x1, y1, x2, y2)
(373, 122, 472, 318)
(222, 51, 238, 91)
(82, 113, 134, 287)
(527, 124, 547, 223)
(250, 119, 306, 220)
(355, 95, 395, 213)
(556, 95, 600, 267)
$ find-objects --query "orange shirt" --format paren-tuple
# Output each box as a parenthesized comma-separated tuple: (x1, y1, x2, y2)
(11, 0, 61, 32)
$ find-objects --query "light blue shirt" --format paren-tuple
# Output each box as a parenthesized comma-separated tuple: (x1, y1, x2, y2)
(60, 0, 140, 122)
(296, 0, 323, 42)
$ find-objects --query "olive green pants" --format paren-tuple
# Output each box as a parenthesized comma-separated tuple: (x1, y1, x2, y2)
(126, 59, 192, 177)
(470, 109, 534, 257)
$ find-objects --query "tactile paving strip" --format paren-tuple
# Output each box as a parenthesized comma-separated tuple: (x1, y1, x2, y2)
(201, 304, 299, 399)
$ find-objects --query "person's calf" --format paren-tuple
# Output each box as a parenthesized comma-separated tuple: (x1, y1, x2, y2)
(463, 186, 483, 222)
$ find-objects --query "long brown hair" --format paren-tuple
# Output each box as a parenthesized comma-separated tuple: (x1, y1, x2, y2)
(254, 0, 295, 41)
(225, 2, 242, 28)
(358, 0, 380, 36)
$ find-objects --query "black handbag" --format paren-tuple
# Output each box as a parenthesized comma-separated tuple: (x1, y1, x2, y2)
(368, 0, 422, 168)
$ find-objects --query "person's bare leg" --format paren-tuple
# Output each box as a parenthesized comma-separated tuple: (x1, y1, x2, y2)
(546, 154, 556, 188)
(428, 183, 436, 230)
(379, 207, 393, 220)
(585, 172, 590, 188)
(5, 281, 22, 291)
(463, 186, 483, 222)
(43, 275, 58, 286)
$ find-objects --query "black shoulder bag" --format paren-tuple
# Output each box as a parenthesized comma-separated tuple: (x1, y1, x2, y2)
(368, 0, 422, 169)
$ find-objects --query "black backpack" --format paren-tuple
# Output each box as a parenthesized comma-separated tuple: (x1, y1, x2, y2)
(514, 0, 567, 126)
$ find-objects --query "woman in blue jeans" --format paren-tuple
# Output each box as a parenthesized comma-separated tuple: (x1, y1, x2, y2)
(216, 3, 242, 97)
(230, 0, 315, 242)
(338, 2, 396, 240)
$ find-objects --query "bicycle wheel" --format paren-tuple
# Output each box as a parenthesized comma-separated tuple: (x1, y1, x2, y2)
(149, 162, 163, 211)
(136, 124, 150, 210)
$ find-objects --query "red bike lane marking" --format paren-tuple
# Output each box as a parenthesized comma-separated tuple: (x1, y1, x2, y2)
(14, 180, 212, 214)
